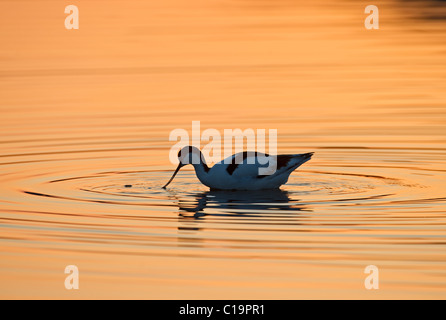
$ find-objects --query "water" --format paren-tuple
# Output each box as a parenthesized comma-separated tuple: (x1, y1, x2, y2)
(1, 0, 446, 299)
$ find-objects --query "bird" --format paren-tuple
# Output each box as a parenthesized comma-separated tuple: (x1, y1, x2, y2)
(162, 146, 314, 190)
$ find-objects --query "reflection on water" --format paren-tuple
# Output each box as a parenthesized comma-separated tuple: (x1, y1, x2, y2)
(177, 189, 304, 218)
(0, 0, 446, 299)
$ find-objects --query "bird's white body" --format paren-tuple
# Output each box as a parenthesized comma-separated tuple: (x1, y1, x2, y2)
(163, 147, 314, 191)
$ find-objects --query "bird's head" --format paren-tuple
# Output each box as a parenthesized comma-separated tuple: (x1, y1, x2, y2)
(162, 146, 203, 189)
(177, 146, 203, 166)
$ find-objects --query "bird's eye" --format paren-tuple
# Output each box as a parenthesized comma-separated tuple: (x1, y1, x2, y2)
(178, 149, 187, 159)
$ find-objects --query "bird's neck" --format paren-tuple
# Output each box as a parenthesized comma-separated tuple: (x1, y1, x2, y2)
(192, 161, 210, 183)
(192, 161, 210, 174)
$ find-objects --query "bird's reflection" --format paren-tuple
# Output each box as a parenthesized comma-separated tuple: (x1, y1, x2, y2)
(177, 189, 306, 219)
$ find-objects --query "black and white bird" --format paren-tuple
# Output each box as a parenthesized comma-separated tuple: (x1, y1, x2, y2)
(162, 146, 314, 190)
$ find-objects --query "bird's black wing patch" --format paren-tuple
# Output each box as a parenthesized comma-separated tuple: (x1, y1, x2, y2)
(256, 154, 293, 179)
(276, 155, 293, 170)
(226, 151, 270, 175)
(226, 163, 238, 175)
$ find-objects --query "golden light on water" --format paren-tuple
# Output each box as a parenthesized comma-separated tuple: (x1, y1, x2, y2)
(0, 0, 446, 299)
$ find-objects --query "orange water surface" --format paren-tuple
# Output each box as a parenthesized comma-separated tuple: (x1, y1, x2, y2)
(0, 0, 446, 299)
